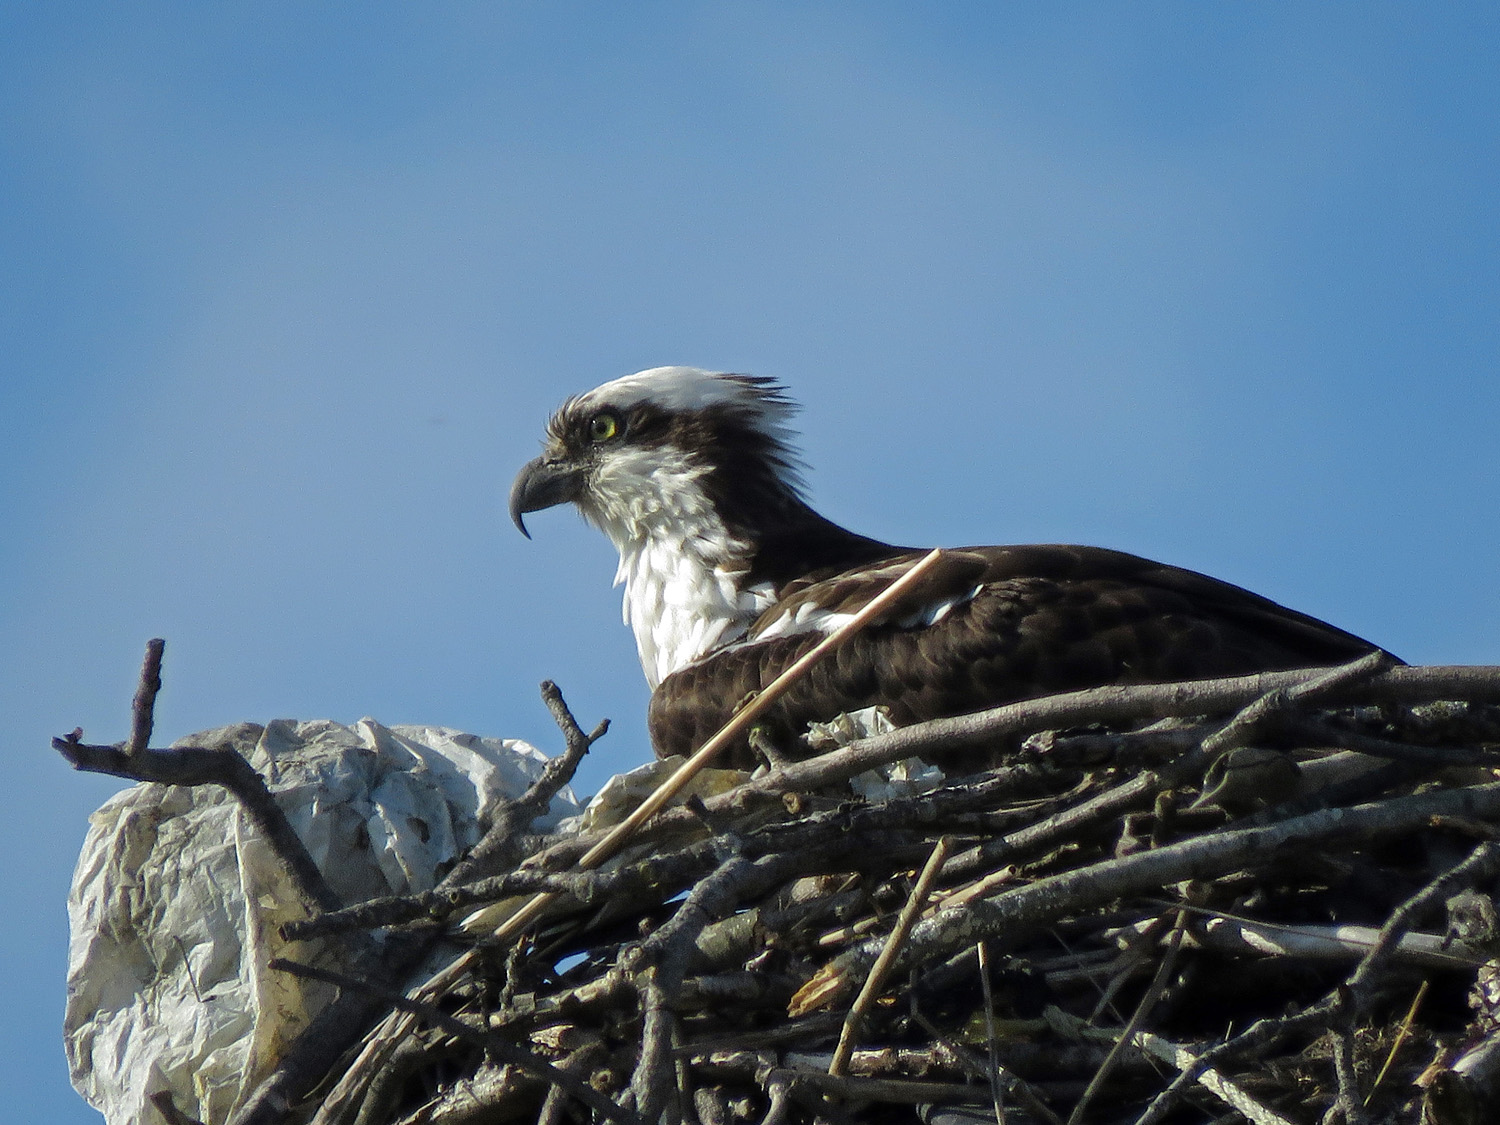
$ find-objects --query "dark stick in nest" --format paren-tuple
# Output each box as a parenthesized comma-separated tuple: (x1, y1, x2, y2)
(271, 959, 645, 1125)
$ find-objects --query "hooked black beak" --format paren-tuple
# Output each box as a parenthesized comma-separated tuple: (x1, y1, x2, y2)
(509, 455, 585, 539)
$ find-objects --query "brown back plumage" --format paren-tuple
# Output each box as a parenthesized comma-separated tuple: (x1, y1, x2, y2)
(648, 543, 1391, 766)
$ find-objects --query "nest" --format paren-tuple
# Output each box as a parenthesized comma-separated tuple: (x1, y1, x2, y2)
(58, 646, 1500, 1125)
(263, 658, 1500, 1125)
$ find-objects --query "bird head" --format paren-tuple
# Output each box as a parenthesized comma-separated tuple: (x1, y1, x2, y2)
(509, 367, 805, 549)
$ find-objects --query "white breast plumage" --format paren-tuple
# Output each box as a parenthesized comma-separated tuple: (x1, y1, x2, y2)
(576, 442, 775, 688)
(615, 536, 774, 688)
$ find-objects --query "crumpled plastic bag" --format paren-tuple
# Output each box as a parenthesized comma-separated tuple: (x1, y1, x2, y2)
(804, 705, 945, 800)
(65, 718, 578, 1125)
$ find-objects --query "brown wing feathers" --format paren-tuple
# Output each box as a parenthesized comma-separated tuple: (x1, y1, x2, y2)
(647, 544, 1390, 765)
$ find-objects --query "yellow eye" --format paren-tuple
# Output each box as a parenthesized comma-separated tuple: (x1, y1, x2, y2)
(589, 413, 619, 442)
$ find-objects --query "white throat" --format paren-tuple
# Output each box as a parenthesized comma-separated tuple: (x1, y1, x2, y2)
(578, 447, 774, 688)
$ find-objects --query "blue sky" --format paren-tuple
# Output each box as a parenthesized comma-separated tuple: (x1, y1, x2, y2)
(4, 4, 1498, 1119)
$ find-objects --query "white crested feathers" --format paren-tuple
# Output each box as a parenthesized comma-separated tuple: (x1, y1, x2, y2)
(578, 365, 791, 418)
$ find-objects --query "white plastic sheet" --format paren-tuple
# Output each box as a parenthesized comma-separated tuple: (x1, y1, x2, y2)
(65, 718, 578, 1125)
(805, 706, 944, 800)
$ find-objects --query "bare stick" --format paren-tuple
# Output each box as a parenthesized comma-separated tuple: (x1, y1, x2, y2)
(976, 941, 1005, 1124)
(271, 959, 644, 1125)
(438, 680, 605, 889)
(1133, 835, 1500, 1125)
(630, 973, 676, 1123)
(54, 642, 341, 916)
(1345, 838, 1500, 1010)
(731, 661, 1500, 800)
(129, 638, 166, 757)
(828, 835, 951, 1076)
(1332, 1025, 1368, 1125)
(1067, 909, 1188, 1125)
(1130, 1032, 1298, 1125)
(805, 782, 1500, 1011)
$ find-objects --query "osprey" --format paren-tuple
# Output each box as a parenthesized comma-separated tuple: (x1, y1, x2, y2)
(511, 367, 1389, 765)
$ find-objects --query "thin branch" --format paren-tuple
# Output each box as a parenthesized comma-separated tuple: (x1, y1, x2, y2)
(270, 958, 644, 1125)
(805, 782, 1500, 1011)
(722, 661, 1500, 807)
(975, 941, 1006, 1125)
(1345, 838, 1500, 1011)
(488, 548, 954, 949)
(129, 638, 165, 756)
(437, 679, 605, 889)
(1067, 908, 1188, 1125)
(306, 552, 959, 1125)
(1131, 836, 1500, 1125)
(54, 640, 341, 915)
(1332, 1023, 1368, 1125)
(1130, 1032, 1299, 1125)
(630, 973, 677, 1124)
(828, 836, 951, 1075)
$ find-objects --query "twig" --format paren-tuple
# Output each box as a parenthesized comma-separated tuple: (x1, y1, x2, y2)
(1332, 1022, 1368, 1125)
(296, 768, 1013, 942)
(633, 849, 802, 998)
(270, 958, 644, 1125)
(802, 782, 1500, 1012)
(695, 1058, 997, 1104)
(976, 941, 1004, 1124)
(129, 638, 165, 756)
(297, 683, 611, 1125)
(1197, 651, 1393, 759)
(69, 645, 1500, 1125)
(817, 654, 1391, 887)
(508, 661, 1500, 858)
(1345, 839, 1500, 1011)
(631, 973, 677, 1124)
(1120, 907, 1486, 971)
(54, 640, 341, 915)
(310, 551, 956, 1124)
(494, 547, 952, 948)
(1067, 909, 1188, 1125)
(1366, 978, 1428, 1106)
(1281, 713, 1500, 768)
(720, 661, 1500, 810)
(1130, 1032, 1298, 1125)
(1133, 836, 1500, 1125)
(827, 836, 951, 1075)
(440, 679, 606, 889)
